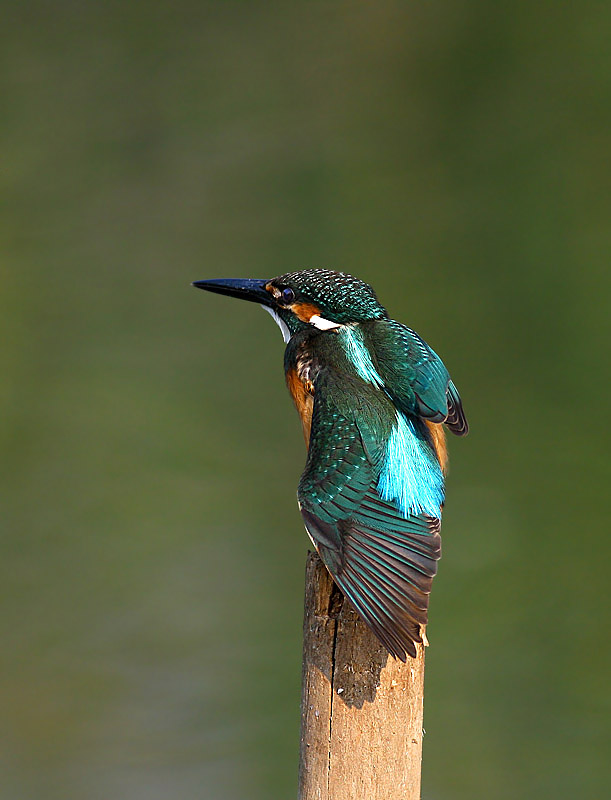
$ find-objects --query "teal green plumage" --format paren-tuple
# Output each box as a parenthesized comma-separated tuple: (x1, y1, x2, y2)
(193, 268, 468, 660)
(287, 319, 453, 659)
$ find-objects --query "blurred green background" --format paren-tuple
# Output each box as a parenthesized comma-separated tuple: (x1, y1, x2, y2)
(2, 1, 609, 798)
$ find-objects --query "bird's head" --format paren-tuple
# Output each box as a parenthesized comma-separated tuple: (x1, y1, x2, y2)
(192, 268, 387, 342)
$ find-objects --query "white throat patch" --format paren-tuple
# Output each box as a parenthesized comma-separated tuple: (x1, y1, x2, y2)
(309, 314, 342, 331)
(261, 305, 291, 343)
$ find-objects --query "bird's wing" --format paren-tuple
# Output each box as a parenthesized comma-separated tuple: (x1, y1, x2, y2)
(368, 319, 468, 436)
(298, 372, 441, 660)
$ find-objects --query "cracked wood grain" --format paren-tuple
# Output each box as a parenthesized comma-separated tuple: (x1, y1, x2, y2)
(298, 552, 426, 800)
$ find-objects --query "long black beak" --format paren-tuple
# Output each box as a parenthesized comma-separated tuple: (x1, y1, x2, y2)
(192, 278, 272, 307)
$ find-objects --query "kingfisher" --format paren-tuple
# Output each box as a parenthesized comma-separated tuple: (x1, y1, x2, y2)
(193, 269, 467, 661)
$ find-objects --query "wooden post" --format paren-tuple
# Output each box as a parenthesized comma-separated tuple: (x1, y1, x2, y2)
(298, 552, 426, 800)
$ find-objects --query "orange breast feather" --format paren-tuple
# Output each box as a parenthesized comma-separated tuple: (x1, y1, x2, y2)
(286, 367, 314, 446)
(424, 420, 448, 473)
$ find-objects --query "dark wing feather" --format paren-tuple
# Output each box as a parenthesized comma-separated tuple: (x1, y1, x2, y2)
(298, 376, 442, 661)
(445, 380, 469, 436)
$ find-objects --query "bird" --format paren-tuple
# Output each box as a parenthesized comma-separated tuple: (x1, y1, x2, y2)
(192, 269, 467, 661)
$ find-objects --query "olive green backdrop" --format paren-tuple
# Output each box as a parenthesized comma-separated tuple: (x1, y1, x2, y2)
(2, 2, 609, 798)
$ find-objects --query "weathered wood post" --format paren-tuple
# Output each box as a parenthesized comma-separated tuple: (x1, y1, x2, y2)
(298, 552, 426, 800)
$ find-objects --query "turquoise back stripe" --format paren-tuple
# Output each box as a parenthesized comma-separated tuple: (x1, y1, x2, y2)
(340, 326, 383, 386)
(338, 326, 444, 519)
(377, 413, 444, 518)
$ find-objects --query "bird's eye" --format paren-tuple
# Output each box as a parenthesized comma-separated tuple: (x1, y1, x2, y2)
(279, 287, 295, 305)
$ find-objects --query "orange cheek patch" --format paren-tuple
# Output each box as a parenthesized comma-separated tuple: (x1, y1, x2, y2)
(291, 302, 321, 323)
